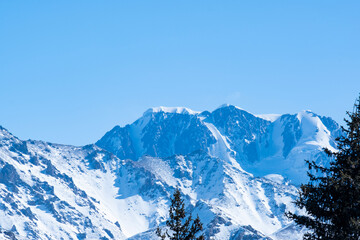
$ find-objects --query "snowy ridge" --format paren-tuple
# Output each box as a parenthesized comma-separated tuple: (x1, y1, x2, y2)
(144, 106, 200, 115)
(256, 114, 282, 122)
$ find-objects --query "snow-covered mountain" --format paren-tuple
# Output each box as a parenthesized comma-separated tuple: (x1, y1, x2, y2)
(97, 105, 341, 185)
(0, 106, 341, 239)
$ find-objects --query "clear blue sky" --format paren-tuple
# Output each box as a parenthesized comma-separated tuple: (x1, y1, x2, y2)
(1, 1, 359, 145)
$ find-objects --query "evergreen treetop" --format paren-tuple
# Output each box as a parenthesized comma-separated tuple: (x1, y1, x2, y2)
(287, 96, 360, 240)
(156, 188, 204, 240)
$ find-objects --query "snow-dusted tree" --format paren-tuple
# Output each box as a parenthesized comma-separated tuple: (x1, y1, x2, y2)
(287, 96, 360, 240)
(156, 188, 204, 240)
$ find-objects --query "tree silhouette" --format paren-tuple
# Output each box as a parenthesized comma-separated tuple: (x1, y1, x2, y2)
(287, 96, 360, 239)
(157, 188, 204, 240)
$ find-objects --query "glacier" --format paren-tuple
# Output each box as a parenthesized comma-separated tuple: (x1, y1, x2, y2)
(0, 105, 341, 239)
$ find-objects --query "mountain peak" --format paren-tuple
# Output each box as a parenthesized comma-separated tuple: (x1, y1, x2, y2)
(143, 106, 200, 116)
(215, 104, 244, 111)
(295, 110, 317, 121)
(0, 125, 8, 132)
(0, 125, 18, 141)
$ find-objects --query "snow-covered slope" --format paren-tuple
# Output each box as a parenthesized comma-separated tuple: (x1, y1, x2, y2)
(0, 126, 125, 239)
(0, 105, 341, 239)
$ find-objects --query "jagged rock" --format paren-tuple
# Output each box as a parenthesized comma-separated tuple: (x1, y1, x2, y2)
(0, 163, 20, 185)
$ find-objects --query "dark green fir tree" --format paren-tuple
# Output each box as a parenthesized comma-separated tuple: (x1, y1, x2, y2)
(287, 96, 360, 240)
(156, 188, 204, 240)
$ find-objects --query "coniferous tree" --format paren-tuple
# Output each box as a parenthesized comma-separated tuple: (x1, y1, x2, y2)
(287, 96, 360, 240)
(156, 189, 204, 240)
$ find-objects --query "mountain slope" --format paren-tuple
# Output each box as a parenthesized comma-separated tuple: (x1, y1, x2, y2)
(0, 126, 125, 239)
(0, 105, 341, 239)
(0, 125, 300, 239)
